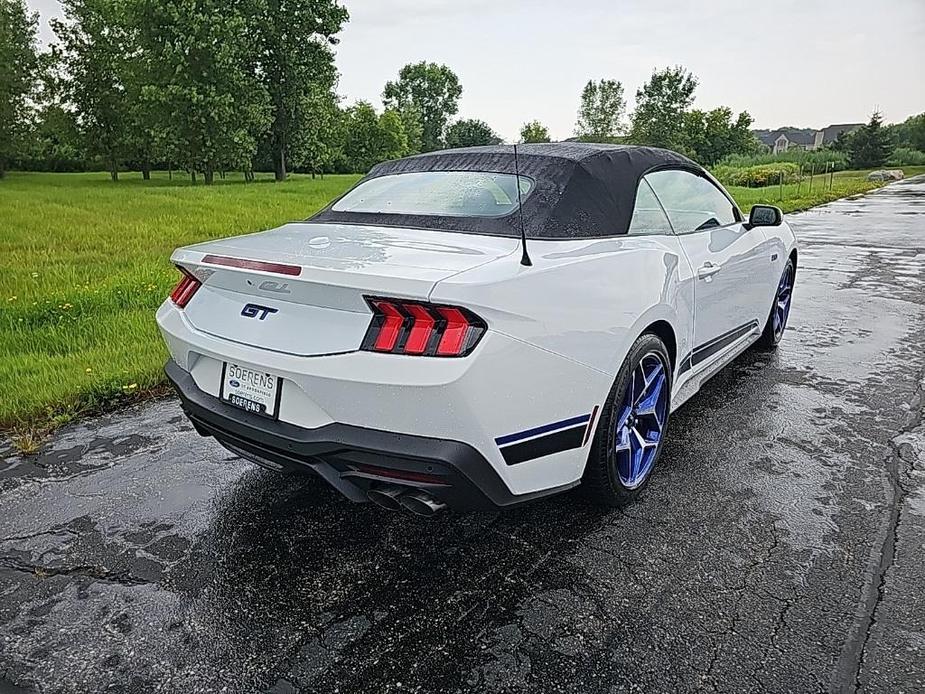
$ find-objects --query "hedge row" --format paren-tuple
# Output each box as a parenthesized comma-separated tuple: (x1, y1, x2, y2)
(712, 162, 801, 187)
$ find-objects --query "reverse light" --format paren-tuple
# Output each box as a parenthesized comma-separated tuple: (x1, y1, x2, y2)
(361, 297, 486, 357)
(169, 266, 202, 308)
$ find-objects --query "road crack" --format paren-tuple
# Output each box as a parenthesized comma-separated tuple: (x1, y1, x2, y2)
(0, 556, 150, 586)
(835, 366, 925, 693)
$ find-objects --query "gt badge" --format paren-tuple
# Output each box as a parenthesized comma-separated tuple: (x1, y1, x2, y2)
(241, 304, 278, 320)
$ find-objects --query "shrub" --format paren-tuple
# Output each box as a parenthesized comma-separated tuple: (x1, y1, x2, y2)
(712, 162, 800, 188)
(887, 147, 925, 166)
(717, 149, 848, 171)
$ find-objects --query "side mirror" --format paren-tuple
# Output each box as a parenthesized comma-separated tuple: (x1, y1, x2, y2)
(747, 204, 783, 228)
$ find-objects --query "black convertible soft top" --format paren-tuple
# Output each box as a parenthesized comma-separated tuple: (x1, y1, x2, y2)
(310, 142, 698, 239)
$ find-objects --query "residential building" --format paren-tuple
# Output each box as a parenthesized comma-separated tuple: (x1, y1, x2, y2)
(754, 123, 863, 154)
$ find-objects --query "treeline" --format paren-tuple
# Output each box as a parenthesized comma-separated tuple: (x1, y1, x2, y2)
(3, 0, 922, 182)
(568, 67, 757, 165)
(2, 0, 492, 181)
(0, 0, 761, 181)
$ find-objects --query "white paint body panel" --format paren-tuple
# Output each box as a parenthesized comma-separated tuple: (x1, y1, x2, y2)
(157, 214, 797, 499)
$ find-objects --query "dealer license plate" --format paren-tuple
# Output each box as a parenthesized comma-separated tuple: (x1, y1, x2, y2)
(220, 363, 281, 418)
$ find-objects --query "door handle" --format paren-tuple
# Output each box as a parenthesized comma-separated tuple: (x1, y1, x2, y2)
(697, 262, 722, 280)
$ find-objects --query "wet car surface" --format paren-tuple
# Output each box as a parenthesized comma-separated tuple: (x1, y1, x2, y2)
(2, 178, 924, 694)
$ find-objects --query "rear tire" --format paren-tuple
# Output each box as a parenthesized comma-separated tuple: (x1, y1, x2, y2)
(583, 333, 672, 507)
(755, 259, 795, 350)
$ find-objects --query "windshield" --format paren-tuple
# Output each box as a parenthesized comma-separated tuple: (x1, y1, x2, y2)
(332, 171, 534, 218)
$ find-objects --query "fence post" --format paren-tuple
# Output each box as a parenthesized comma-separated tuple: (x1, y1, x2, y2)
(779, 169, 784, 201)
(797, 164, 803, 196)
(809, 163, 815, 193)
(829, 163, 835, 191)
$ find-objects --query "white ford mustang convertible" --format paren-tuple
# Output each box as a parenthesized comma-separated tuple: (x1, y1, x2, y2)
(158, 143, 797, 515)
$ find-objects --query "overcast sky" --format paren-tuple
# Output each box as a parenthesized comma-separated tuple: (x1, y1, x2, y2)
(28, 0, 925, 142)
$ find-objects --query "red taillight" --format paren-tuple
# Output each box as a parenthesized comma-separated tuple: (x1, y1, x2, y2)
(169, 267, 202, 308)
(361, 297, 486, 357)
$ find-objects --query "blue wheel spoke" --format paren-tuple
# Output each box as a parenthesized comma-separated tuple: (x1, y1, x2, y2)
(635, 362, 664, 404)
(629, 431, 645, 483)
(636, 373, 666, 414)
(615, 424, 631, 452)
(616, 403, 632, 430)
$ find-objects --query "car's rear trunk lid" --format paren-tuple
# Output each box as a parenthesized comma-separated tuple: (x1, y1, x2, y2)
(172, 221, 517, 356)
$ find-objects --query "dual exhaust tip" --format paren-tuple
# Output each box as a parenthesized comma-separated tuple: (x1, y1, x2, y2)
(366, 485, 447, 517)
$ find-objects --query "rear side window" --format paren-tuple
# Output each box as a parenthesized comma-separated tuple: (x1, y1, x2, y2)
(627, 179, 674, 235)
(645, 169, 738, 233)
(332, 171, 534, 218)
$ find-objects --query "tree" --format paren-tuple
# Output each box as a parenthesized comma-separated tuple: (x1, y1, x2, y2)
(575, 79, 625, 141)
(680, 107, 757, 165)
(520, 120, 550, 144)
(383, 62, 462, 152)
(341, 101, 406, 173)
(297, 85, 341, 178)
(22, 104, 86, 171)
(830, 129, 854, 153)
(887, 112, 925, 153)
(51, 0, 133, 181)
(0, 0, 39, 178)
(393, 103, 423, 155)
(444, 119, 501, 149)
(135, 0, 271, 184)
(253, 0, 348, 181)
(849, 111, 892, 169)
(629, 66, 698, 150)
(378, 108, 409, 157)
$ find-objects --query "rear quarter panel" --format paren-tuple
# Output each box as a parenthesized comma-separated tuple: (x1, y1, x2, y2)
(431, 235, 696, 382)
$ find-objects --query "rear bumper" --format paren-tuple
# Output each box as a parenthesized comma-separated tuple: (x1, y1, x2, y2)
(165, 360, 577, 511)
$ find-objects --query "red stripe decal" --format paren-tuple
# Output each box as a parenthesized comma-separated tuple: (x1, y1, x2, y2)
(202, 254, 302, 276)
(582, 405, 600, 446)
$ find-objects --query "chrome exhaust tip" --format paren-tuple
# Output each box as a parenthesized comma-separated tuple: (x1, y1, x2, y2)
(366, 486, 406, 512)
(398, 491, 448, 517)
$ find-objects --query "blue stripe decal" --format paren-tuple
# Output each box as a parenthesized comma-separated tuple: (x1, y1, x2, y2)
(495, 414, 591, 447)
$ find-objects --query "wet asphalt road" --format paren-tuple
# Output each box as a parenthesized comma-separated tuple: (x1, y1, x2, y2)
(2, 179, 925, 694)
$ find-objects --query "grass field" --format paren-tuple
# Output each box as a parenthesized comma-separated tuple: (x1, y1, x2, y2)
(0, 171, 360, 444)
(728, 166, 925, 212)
(1, 166, 921, 444)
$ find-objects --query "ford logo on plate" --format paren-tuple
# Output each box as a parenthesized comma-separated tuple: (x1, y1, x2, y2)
(229, 379, 240, 387)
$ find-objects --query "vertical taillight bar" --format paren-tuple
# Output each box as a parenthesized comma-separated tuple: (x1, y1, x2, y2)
(169, 267, 202, 308)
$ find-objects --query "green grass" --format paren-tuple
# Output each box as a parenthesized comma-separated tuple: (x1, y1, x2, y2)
(1, 166, 922, 438)
(0, 171, 360, 434)
(728, 166, 925, 213)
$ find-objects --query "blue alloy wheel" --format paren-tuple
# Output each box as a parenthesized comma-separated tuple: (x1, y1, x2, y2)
(773, 263, 794, 338)
(613, 351, 669, 488)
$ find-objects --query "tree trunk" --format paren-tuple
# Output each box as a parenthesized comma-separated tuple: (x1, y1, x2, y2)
(191, 170, 196, 184)
(141, 160, 151, 181)
(204, 168, 214, 185)
(109, 160, 119, 182)
(275, 142, 287, 181)
(0, 159, 6, 179)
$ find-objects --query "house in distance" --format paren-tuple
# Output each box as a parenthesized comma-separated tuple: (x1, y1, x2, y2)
(754, 123, 863, 154)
